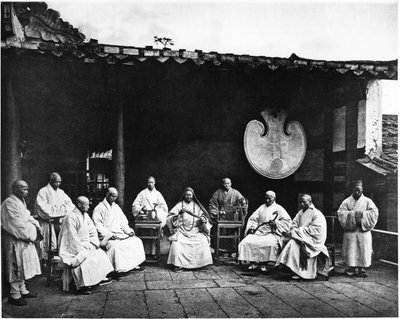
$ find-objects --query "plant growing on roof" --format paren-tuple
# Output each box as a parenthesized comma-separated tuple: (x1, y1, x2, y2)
(154, 36, 174, 49)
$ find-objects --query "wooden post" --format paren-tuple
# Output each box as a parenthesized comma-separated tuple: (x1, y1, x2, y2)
(112, 98, 125, 209)
(1, 77, 22, 199)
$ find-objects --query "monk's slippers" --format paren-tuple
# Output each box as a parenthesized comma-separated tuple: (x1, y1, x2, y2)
(133, 266, 145, 272)
(260, 267, 271, 275)
(345, 271, 357, 277)
(173, 267, 184, 273)
(99, 277, 113, 286)
(248, 264, 258, 270)
(357, 271, 368, 278)
(291, 275, 301, 280)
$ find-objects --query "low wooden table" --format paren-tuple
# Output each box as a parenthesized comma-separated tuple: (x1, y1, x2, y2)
(215, 220, 243, 265)
(134, 219, 162, 265)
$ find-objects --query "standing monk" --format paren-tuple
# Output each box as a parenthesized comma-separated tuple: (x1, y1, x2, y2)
(1, 180, 42, 306)
(58, 196, 114, 294)
(132, 176, 168, 254)
(93, 187, 146, 275)
(238, 191, 291, 273)
(35, 172, 74, 260)
(167, 187, 213, 272)
(337, 180, 378, 277)
(209, 177, 247, 255)
(276, 194, 330, 280)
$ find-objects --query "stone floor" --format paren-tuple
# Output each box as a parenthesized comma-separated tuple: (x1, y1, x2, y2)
(2, 257, 398, 318)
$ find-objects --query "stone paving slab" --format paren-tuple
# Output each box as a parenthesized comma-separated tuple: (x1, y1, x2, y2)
(263, 283, 344, 317)
(292, 282, 382, 317)
(207, 287, 264, 318)
(176, 288, 227, 318)
(325, 282, 398, 317)
(1, 261, 398, 318)
(235, 285, 301, 318)
(351, 281, 398, 303)
(146, 279, 218, 290)
(145, 290, 186, 318)
(103, 291, 148, 318)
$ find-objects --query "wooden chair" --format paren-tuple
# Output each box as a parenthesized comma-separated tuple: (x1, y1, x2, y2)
(325, 215, 337, 276)
(214, 199, 248, 265)
(45, 217, 63, 286)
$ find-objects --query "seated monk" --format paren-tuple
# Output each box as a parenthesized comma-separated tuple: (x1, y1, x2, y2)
(58, 196, 114, 294)
(166, 187, 213, 272)
(238, 190, 291, 273)
(276, 194, 330, 280)
(92, 187, 146, 275)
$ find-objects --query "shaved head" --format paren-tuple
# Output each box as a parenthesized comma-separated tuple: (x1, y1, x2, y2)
(107, 187, 118, 196)
(12, 179, 28, 191)
(265, 190, 276, 198)
(300, 194, 312, 202)
(12, 180, 29, 199)
(49, 172, 62, 190)
(49, 172, 61, 182)
(77, 196, 89, 205)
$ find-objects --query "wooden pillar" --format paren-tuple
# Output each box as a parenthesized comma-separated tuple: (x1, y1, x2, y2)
(1, 78, 21, 199)
(112, 98, 125, 208)
(345, 101, 359, 190)
(322, 104, 334, 215)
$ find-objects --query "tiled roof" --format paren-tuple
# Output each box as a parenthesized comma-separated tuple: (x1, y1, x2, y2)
(1, 39, 397, 80)
(381, 114, 398, 169)
(357, 115, 398, 175)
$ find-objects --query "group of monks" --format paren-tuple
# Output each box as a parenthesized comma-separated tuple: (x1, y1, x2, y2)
(1, 174, 378, 306)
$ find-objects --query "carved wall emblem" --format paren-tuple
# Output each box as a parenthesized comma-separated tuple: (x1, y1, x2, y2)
(244, 109, 307, 179)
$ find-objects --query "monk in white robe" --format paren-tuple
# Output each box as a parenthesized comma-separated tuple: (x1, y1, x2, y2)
(58, 196, 113, 294)
(276, 194, 330, 280)
(238, 191, 291, 272)
(35, 172, 74, 260)
(167, 187, 213, 271)
(1, 180, 42, 306)
(132, 176, 168, 255)
(93, 187, 145, 274)
(337, 180, 378, 277)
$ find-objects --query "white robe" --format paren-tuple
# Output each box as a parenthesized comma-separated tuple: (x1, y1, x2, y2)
(1, 194, 41, 283)
(92, 199, 145, 272)
(276, 204, 330, 279)
(35, 184, 74, 259)
(132, 188, 168, 227)
(58, 208, 113, 290)
(166, 201, 213, 268)
(337, 194, 378, 267)
(238, 203, 291, 263)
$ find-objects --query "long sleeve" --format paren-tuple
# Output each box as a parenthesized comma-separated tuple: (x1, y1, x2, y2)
(92, 205, 113, 241)
(290, 210, 327, 257)
(166, 202, 181, 233)
(274, 206, 292, 236)
(361, 198, 379, 231)
(337, 199, 357, 231)
(58, 213, 84, 266)
(245, 206, 262, 235)
(119, 210, 133, 234)
(132, 192, 144, 217)
(208, 191, 220, 222)
(1, 197, 37, 242)
(87, 217, 100, 248)
(35, 188, 53, 219)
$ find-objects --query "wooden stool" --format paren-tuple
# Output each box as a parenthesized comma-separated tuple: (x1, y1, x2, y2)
(134, 220, 162, 265)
